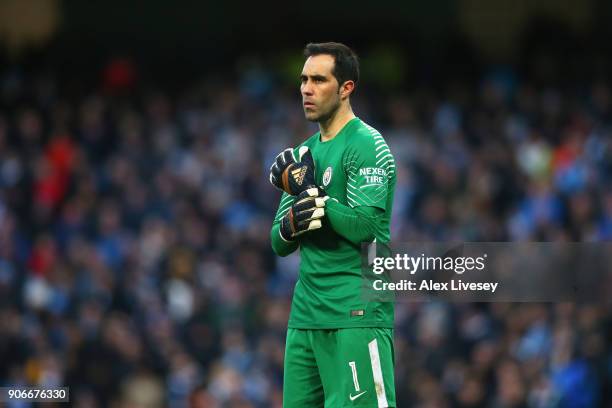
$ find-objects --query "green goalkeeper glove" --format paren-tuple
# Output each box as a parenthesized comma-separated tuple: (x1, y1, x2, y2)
(279, 187, 329, 241)
(270, 146, 317, 195)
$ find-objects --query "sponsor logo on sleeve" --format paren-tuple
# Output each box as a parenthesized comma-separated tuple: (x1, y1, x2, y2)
(359, 167, 386, 184)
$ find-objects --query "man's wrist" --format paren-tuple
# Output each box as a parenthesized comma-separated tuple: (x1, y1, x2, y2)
(279, 216, 294, 242)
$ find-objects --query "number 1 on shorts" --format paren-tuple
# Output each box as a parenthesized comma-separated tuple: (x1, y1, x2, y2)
(348, 361, 361, 392)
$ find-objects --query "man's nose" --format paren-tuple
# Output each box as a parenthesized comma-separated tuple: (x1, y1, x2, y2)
(301, 82, 313, 95)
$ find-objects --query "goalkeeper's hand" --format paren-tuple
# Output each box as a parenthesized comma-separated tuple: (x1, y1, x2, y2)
(270, 146, 317, 195)
(279, 187, 329, 241)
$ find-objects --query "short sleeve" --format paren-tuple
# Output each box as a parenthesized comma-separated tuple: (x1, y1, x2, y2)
(343, 134, 394, 210)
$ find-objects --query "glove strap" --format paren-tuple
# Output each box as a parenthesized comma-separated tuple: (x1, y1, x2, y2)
(279, 212, 295, 242)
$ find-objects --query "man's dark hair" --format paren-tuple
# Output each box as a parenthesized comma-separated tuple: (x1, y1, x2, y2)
(304, 42, 359, 89)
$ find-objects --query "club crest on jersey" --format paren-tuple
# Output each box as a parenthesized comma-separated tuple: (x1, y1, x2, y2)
(291, 166, 307, 185)
(322, 166, 333, 186)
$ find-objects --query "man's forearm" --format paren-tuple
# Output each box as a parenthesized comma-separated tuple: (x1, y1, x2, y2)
(325, 199, 383, 245)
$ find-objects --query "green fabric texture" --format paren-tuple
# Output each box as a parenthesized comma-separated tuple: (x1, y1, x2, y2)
(325, 200, 384, 245)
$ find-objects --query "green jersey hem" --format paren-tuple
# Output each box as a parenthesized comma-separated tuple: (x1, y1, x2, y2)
(287, 321, 394, 329)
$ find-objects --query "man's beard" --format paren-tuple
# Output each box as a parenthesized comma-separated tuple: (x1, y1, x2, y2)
(306, 99, 341, 124)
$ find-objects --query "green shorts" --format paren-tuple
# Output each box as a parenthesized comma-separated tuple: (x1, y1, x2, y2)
(283, 327, 396, 407)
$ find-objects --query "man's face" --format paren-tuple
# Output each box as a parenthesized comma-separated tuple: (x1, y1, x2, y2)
(300, 54, 342, 122)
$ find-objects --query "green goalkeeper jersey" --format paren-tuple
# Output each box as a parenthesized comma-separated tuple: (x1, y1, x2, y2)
(272, 117, 396, 329)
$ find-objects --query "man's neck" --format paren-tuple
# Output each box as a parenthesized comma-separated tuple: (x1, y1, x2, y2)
(319, 105, 356, 142)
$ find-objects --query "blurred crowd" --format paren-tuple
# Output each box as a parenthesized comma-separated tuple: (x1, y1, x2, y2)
(0, 61, 610, 408)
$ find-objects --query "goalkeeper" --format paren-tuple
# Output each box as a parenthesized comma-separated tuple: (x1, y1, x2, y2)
(269, 42, 397, 408)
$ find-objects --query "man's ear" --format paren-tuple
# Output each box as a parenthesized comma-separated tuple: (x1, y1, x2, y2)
(339, 80, 355, 99)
